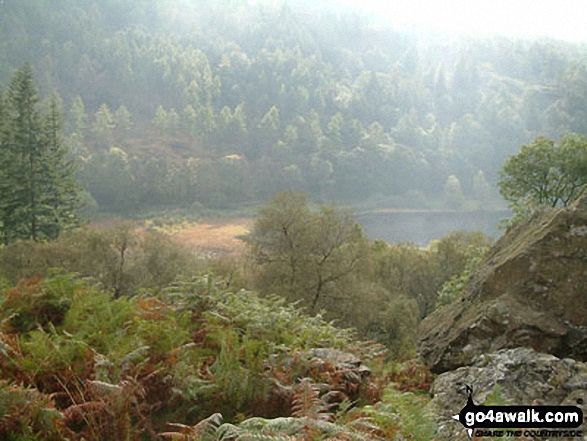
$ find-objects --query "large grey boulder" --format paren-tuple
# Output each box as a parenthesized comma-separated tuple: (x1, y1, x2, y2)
(418, 193, 587, 373)
(427, 348, 587, 440)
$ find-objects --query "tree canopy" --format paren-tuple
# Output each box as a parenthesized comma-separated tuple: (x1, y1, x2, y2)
(247, 191, 368, 312)
(1, 1, 586, 212)
(499, 134, 587, 213)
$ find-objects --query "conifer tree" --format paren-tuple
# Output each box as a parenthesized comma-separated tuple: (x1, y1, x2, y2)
(66, 95, 88, 135)
(92, 103, 115, 147)
(0, 88, 15, 244)
(3, 63, 41, 242)
(0, 64, 82, 243)
(65, 95, 89, 156)
(40, 92, 83, 238)
(114, 105, 132, 131)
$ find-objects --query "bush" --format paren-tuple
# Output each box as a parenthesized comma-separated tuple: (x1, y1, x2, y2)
(0, 225, 198, 296)
(360, 386, 435, 440)
(436, 242, 488, 307)
(1, 275, 74, 333)
(19, 329, 94, 395)
(0, 382, 67, 440)
(62, 288, 137, 359)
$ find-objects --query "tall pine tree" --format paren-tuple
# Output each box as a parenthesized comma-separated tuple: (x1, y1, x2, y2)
(0, 87, 14, 243)
(0, 64, 82, 243)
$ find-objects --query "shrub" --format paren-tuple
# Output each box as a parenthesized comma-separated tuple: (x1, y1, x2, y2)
(436, 245, 487, 307)
(0, 226, 198, 296)
(1, 275, 74, 333)
(360, 386, 435, 440)
(19, 329, 95, 396)
(62, 287, 137, 360)
(0, 381, 68, 440)
(0, 274, 395, 438)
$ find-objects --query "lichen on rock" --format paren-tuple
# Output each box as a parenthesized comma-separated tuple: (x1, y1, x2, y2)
(427, 347, 587, 441)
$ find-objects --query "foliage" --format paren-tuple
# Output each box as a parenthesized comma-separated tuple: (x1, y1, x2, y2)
(473, 170, 493, 206)
(114, 105, 132, 131)
(368, 294, 420, 359)
(481, 385, 518, 441)
(164, 378, 390, 440)
(370, 241, 440, 319)
(245, 194, 494, 356)
(0, 381, 66, 440)
(62, 287, 136, 358)
(19, 328, 95, 393)
(0, 275, 73, 333)
(430, 231, 492, 281)
(499, 134, 587, 217)
(428, 230, 494, 310)
(0, 274, 394, 439)
(160, 413, 223, 441)
(443, 175, 464, 209)
(484, 384, 511, 406)
(0, 64, 83, 243)
(248, 191, 368, 313)
(350, 386, 435, 441)
(436, 242, 489, 306)
(386, 359, 433, 393)
(2, 1, 583, 212)
(0, 224, 197, 295)
(91, 103, 115, 147)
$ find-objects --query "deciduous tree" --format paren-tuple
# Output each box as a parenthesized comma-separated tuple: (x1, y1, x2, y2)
(499, 134, 587, 213)
(247, 191, 367, 312)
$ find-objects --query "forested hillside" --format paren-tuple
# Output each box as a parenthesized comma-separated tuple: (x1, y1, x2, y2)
(2, 0, 586, 212)
(3, 2, 587, 439)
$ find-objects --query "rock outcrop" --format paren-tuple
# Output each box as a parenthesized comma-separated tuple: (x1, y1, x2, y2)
(418, 192, 587, 373)
(427, 348, 587, 440)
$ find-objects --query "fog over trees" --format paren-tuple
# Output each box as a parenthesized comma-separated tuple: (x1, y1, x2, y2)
(1, 2, 587, 439)
(1, 0, 586, 213)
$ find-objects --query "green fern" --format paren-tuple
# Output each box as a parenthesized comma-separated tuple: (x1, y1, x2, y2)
(0, 381, 67, 440)
(360, 386, 435, 441)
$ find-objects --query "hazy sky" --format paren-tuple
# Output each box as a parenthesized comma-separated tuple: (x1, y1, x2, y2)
(337, 0, 587, 42)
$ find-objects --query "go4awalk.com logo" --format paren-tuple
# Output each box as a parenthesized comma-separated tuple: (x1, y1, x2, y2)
(453, 386, 584, 439)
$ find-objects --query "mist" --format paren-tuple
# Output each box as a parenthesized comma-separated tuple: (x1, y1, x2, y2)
(336, 0, 587, 42)
(0, 0, 586, 239)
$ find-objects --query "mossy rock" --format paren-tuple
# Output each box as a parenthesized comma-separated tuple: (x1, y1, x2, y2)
(418, 192, 587, 373)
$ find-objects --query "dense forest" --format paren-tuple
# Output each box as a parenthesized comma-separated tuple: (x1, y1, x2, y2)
(2, 0, 587, 212)
(1, 1, 587, 439)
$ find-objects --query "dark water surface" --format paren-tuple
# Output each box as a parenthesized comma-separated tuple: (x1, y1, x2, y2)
(356, 210, 510, 246)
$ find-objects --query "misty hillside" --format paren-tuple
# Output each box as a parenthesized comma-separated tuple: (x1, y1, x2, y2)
(3, 3, 587, 439)
(2, 0, 587, 212)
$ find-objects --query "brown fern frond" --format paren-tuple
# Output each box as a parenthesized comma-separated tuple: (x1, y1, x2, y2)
(159, 413, 223, 440)
(159, 432, 193, 440)
(238, 434, 297, 440)
(136, 297, 167, 320)
(87, 380, 122, 395)
(292, 378, 331, 421)
(63, 401, 108, 426)
(345, 417, 387, 439)
(192, 412, 223, 435)
(164, 422, 194, 433)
